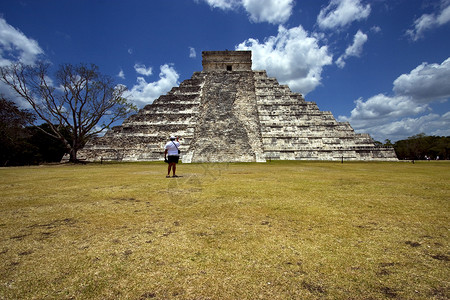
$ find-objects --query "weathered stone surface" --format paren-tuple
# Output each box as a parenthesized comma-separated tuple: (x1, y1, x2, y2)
(77, 51, 397, 162)
(202, 50, 252, 72)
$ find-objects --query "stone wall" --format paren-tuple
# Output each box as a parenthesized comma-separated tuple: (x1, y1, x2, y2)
(202, 50, 252, 72)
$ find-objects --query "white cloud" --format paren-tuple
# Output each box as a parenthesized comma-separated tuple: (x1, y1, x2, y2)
(407, 0, 450, 41)
(317, 0, 371, 30)
(338, 94, 449, 142)
(370, 25, 381, 33)
(128, 64, 180, 108)
(0, 17, 44, 108)
(236, 25, 333, 94)
(339, 94, 428, 128)
(336, 30, 368, 68)
(335, 58, 345, 69)
(134, 63, 153, 76)
(189, 47, 197, 58)
(431, 111, 450, 136)
(351, 113, 450, 142)
(198, 0, 293, 24)
(0, 17, 43, 66)
(339, 57, 450, 141)
(199, 0, 240, 10)
(393, 57, 450, 102)
(117, 69, 125, 79)
(242, 0, 293, 24)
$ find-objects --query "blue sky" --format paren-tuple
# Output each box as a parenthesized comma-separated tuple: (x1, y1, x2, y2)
(1, 0, 449, 142)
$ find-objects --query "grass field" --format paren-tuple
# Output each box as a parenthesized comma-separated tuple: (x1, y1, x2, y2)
(0, 161, 449, 299)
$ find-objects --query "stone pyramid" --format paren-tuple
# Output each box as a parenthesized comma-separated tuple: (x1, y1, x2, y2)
(78, 50, 397, 162)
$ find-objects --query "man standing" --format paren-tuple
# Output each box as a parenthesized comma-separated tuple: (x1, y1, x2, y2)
(164, 136, 180, 178)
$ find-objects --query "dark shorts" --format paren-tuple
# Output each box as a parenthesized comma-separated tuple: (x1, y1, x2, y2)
(167, 155, 179, 163)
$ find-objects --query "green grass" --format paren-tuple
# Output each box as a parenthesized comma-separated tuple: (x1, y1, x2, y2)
(0, 161, 449, 299)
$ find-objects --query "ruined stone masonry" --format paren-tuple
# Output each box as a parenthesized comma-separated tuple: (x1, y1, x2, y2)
(78, 50, 397, 162)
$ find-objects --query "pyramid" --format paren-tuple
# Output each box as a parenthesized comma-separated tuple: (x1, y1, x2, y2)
(78, 50, 397, 162)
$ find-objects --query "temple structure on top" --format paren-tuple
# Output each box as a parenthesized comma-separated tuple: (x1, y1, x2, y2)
(202, 50, 252, 71)
(76, 50, 397, 162)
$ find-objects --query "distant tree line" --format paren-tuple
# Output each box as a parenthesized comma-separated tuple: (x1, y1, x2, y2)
(378, 134, 449, 160)
(394, 134, 449, 160)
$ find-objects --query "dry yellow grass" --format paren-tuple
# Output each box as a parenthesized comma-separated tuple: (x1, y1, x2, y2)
(0, 161, 449, 299)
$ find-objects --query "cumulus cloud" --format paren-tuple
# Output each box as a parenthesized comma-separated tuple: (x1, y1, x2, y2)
(339, 94, 428, 128)
(134, 63, 153, 76)
(393, 58, 450, 102)
(0, 17, 44, 108)
(199, 0, 240, 10)
(317, 0, 371, 30)
(339, 57, 450, 141)
(128, 64, 180, 108)
(117, 69, 125, 79)
(0, 17, 43, 66)
(242, 0, 293, 24)
(236, 25, 333, 94)
(189, 47, 197, 58)
(197, 0, 293, 24)
(406, 0, 450, 41)
(338, 93, 448, 142)
(370, 25, 381, 33)
(350, 113, 450, 142)
(336, 30, 368, 68)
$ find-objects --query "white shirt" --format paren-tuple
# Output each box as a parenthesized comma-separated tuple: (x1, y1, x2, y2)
(164, 141, 180, 156)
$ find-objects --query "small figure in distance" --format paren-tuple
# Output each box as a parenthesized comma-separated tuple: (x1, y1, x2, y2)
(164, 136, 180, 178)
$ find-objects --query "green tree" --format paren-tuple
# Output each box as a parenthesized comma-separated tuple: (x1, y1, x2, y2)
(393, 134, 450, 160)
(27, 123, 71, 163)
(384, 139, 393, 147)
(0, 97, 35, 166)
(0, 62, 137, 162)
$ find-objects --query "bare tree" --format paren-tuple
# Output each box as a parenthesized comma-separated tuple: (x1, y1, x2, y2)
(0, 62, 136, 162)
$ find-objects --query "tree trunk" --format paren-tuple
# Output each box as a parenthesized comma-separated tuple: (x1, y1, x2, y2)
(69, 148, 78, 163)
